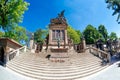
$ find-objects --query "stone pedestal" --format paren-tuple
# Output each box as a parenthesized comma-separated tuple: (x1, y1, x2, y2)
(29, 39, 35, 53)
(83, 39, 86, 50)
(30, 39, 34, 49)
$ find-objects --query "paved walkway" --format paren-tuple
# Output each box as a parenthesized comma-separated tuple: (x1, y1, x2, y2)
(88, 61, 120, 80)
(0, 66, 33, 80)
(86, 53, 120, 80)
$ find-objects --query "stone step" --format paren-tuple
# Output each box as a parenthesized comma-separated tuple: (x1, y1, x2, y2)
(7, 60, 101, 69)
(10, 57, 100, 65)
(7, 62, 101, 72)
(10, 54, 100, 60)
(7, 59, 101, 67)
(6, 50, 108, 80)
(7, 65, 108, 80)
(13, 53, 93, 58)
(14, 53, 95, 57)
(7, 65, 104, 76)
(11, 56, 101, 64)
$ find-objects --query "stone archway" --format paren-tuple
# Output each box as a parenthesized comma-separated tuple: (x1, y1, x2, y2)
(0, 46, 4, 64)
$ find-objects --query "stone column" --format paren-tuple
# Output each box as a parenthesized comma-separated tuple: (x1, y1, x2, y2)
(16, 49, 19, 56)
(4, 47, 8, 67)
(49, 29, 52, 45)
(83, 39, 86, 50)
(64, 30, 68, 48)
(60, 30, 62, 40)
(34, 44, 37, 52)
(30, 39, 34, 50)
(24, 46, 27, 52)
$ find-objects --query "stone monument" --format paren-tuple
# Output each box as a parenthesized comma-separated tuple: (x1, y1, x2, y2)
(29, 33, 36, 53)
(82, 35, 86, 51)
(48, 10, 68, 49)
(47, 10, 69, 62)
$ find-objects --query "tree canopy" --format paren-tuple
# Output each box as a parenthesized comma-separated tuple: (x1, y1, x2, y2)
(105, 0, 120, 23)
(34, 28, 48, 43)
(0, 31, 4, 38)
(0, 0, 29, 31)
(0, 0, 29, 44)
(109, 32, 118, 40)
(67, 26, 81, 44)
(4, 25, 28, 44)
(98, 25, 108, 41)
(83, 25, 102, 44)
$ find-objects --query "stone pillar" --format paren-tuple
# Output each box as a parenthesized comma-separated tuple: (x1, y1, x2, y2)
(24, 46, 27, 52)
(4, 54, 7, 67)
(4, 46, 10, 67)
(34, 44, 37, 52)
(65, 30, 68, 44)
(83, 39, 86, 50)
(30, 39, 35, 53)
(64, 30, 68, 48)
(107, 52, 111, 63)
(16, 49, 19, 56)
(30, 39, 34, 50)
(49, 29, 52, 45)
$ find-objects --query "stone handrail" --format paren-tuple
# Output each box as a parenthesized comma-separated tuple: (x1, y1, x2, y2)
(87, 46, 111, 63)
(8, 46, 27, 61)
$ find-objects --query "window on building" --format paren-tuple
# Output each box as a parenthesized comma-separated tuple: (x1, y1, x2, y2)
(52, 30, 65, 40)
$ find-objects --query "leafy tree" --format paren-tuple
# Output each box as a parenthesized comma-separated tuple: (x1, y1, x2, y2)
(109, 32, 118, 40)
(105, 0, 120, 23)
(75, 30, 82, 39)
(0, 0, 29, 31)
(83, 25, 102, 44)
(4, 26, 28, 44)
(67, 26, 81, 44)
(34, 29, 48, 43)
(98, 25, 108, 41)
(0, 31, 4, 38)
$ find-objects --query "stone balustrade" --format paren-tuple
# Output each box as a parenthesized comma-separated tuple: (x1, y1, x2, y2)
(8, 46, 27, 61)
(88, 46, 110, 63)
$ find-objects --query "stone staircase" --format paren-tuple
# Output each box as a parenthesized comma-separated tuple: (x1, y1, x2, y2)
(6, 49, 109, 80)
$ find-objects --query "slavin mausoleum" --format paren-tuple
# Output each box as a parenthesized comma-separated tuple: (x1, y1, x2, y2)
(47, 10, 70, 51)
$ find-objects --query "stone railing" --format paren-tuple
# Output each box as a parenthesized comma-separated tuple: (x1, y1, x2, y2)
(88, 46, 111, 63)
(8, 46, 27, 61)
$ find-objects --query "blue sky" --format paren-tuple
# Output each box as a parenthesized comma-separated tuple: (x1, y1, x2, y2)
(21, 0, 120, 37)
